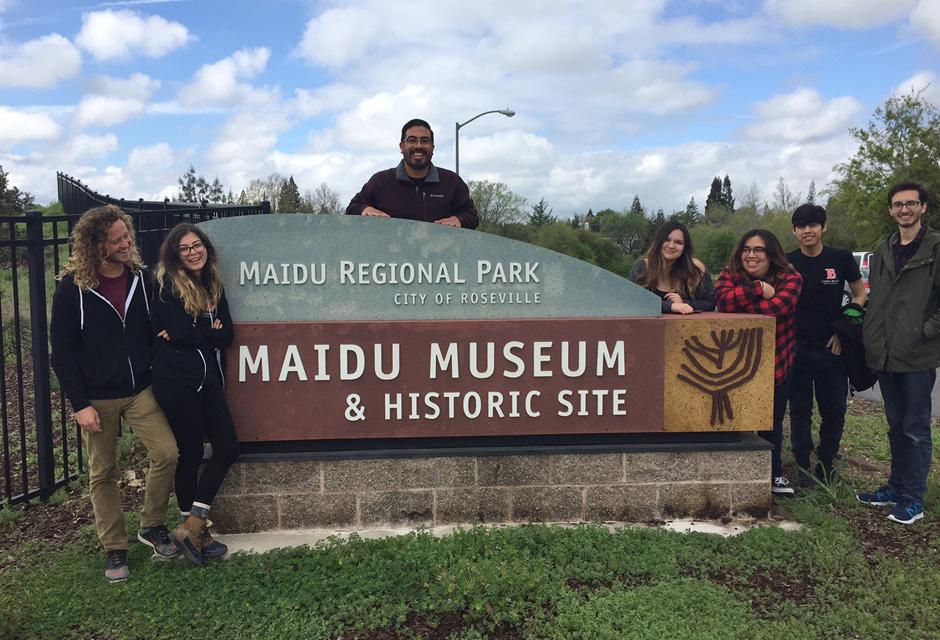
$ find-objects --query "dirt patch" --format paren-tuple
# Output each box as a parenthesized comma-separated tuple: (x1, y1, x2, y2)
(843, 506, 940, 564)
(0, 435, 148, 572)
(702, 563, 815, 620)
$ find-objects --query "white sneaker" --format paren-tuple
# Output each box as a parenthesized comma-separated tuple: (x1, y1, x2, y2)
(771, 476, 794, 496)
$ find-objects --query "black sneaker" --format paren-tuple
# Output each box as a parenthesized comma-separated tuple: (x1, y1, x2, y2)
(771, 476, 795, 496)
(105, 550, 129, 583)
(795, 463, 815, 488)
(138, 524, 181, 559)
(857, 486, 899, 506)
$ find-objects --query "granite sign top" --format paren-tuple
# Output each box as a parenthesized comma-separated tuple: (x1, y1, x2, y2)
(200, 215, 660, 321)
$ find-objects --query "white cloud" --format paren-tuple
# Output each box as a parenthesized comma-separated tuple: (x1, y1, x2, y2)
(0, 34, 81, 88)
(75, 96, 147, 127)
(76, 73, 161, 127)
(205, 110, 292, 186)
(764, 0, 916, 29)
(63, 133, 119, 160)
(893, 70, 940, 103)
(177, 47, 273, 108)
(0, 107, 61, 146)
(75, 9, 192, 61)
(742, 88, 862, 143)
(295, 7, 382, 68)
(85, 73, 160, 99)
(910, 0, 940, 51)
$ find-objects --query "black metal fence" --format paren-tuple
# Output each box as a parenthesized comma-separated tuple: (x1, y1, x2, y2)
(0, 177, 270, 508)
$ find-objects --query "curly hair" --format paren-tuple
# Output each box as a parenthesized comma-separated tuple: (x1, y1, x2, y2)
(155, 223, 223, 318)
(57, 205, 143, 290)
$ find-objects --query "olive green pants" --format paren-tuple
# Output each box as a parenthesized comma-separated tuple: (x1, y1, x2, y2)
(84, 387, 178, 551)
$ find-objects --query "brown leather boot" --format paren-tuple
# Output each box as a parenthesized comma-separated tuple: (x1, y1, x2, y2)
(169, 514, 206, 566)
(201, 519, 228, 559)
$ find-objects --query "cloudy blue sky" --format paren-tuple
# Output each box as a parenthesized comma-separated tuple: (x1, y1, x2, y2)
(1, 0, 938, 216)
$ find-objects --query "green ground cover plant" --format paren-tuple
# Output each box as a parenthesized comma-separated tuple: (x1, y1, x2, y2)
(0, 401, 938, 639)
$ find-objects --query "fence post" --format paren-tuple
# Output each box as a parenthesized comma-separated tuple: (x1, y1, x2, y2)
(26, 210, 55, 500)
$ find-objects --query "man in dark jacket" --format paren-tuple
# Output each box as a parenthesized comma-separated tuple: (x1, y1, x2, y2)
(858, 182, 938, 525)
(345, 118, 479, 229)
(50, 205, 179, 581)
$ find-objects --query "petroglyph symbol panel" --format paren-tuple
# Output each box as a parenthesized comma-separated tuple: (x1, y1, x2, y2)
(663, 315, 775, 432)
(676, 328, 763, 425)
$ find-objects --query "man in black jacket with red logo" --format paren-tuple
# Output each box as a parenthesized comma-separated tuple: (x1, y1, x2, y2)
(345, 118, 479, 229)
(50, 205, 180, 582)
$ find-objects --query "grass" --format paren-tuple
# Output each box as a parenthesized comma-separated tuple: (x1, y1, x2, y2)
(0, 408, 938, 639)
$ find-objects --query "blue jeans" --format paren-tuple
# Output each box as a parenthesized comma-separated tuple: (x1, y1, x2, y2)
(788, 345, 848, 464)
(760, 374, 791, 479)
(877, 370, 935, 502)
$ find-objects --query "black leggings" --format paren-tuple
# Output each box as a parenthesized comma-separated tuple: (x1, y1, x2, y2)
(153, 377, 239, 511)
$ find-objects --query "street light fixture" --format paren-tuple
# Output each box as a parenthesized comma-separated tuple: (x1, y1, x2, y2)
(454, 108, 515, 176)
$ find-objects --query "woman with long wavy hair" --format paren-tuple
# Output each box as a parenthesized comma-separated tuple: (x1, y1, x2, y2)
(630, 221, 714, 313)
(152, 222, 238, 566)
(715, 229, 802, 497)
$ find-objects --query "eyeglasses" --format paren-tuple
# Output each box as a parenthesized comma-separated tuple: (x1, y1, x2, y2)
(403, 136, 433, 145)
(741, 246, 766, 256)
(178, 241, 205, 256)
(890, 200, 922, 211)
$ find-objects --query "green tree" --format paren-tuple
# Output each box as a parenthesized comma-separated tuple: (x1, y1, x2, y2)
(671, 197, 701, 227)
(208, 177, 225, 203)
(806, 180, 816, 205)
(468, 180, 527, 231)
(177, 165, 198, 202)
(629, 195, 645, 216)
(534, 223, 596, 264)
(277, 176, 303, 213)
(705, 176, 732, 224)
(830, 92, 940, 247)
(0, 165, 35, 213)
(527, 197, 556, 228)
(306, 183, 342, 215)
(596, 208, 649, 255)
(721, 175, 735, 210)
(692, 227, 738, 274)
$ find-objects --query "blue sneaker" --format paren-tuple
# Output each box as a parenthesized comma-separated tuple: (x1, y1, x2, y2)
(856, 486, 898, 506)
(887, 498, 924, 525)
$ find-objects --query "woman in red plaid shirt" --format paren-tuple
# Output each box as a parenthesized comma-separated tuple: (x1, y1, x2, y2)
(715, 229, 803, 496)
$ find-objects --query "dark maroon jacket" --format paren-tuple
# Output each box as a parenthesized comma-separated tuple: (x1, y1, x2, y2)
(345, 161, 479, 229)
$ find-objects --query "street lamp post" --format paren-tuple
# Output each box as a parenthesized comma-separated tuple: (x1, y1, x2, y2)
(455, 108, 515, 176)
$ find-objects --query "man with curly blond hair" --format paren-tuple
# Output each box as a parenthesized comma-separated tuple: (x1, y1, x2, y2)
(51, 205, 180, 582)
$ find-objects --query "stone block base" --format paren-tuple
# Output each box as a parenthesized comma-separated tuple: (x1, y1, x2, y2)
(212, 437, 771, 532)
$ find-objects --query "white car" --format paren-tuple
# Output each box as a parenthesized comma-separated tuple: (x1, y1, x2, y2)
(843, 251, 873, 307)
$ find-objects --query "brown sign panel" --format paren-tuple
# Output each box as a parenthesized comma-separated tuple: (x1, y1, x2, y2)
(225, 318, 666, 441)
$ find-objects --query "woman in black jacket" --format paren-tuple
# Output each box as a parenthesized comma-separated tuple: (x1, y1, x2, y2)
(153, 223, 238, 566)
(629, 221, 715, 313)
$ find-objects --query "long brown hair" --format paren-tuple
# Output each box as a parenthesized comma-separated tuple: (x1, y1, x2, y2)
(727, 229, 793, 281)
(155, 223, 223, 317)
(638, 221, 703, 298)
(57, 205, 144, 290)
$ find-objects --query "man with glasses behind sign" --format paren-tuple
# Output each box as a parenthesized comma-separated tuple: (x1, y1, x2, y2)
(857, 182, 937, 525)
(346, 118, 479, 229)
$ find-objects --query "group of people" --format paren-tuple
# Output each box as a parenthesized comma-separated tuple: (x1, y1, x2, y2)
(50, 207, 239, 582)
(628, 183, 936, 527)
(51, 118, 935, 582)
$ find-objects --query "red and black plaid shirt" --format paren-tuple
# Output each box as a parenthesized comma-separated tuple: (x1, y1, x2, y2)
(715, 268, 803, 386)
